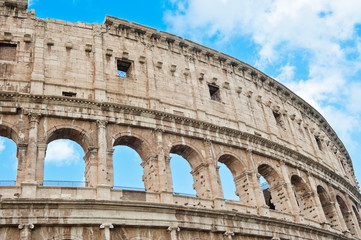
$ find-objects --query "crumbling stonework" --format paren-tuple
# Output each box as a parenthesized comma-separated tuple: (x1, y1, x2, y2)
(0, 0, 361, 239)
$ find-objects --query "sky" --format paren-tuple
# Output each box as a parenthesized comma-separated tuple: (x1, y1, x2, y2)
(1, 0, 361, 198)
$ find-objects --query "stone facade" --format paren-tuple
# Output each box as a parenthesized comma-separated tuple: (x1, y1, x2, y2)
(0, 0, 361, 239)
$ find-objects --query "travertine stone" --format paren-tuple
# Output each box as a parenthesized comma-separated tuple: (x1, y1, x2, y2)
(0, 0, 361, 239)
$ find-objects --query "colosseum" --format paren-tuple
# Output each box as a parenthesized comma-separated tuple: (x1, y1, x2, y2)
(1, 0, 361, 239)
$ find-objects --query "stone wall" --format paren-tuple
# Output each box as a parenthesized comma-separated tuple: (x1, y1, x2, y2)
(0, 0, 361, 239)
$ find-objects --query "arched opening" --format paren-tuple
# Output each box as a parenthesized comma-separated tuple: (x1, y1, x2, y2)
(217, 162, 237, 200)
(170, 144, 210, 198)
(337, 195, 357, 235)
(112, 145, 144, 190)
(291, 175, 316, 220)
(317, 186, 338, 227)
(44, 128, 91, 187)
(352, 205, 361, 230)
(112, 135, 151, 191)
(218, 154, 247, 202)
(259, 175, 275, 210)
(0, 136, 17, 185)
(258, 164, 287, 212)
(170, 153, 196, 196)
(44, 139, 86, 186)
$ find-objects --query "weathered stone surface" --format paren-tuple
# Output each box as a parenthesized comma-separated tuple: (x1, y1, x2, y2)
(0, 0, 361, 239)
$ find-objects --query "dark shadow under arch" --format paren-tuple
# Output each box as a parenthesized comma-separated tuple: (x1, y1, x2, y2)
(258, 164, 283, 211)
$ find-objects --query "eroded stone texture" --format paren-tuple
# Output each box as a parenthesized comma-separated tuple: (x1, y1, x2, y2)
(0, 0, 361, 239)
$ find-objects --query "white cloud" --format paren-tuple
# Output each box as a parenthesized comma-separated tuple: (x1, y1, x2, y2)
(45, 140, 80, 166)
(0, 138, 5, 153)
(27, 0, 38, 7)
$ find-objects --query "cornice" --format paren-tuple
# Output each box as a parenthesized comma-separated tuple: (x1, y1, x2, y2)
(0, 198, 351, 239)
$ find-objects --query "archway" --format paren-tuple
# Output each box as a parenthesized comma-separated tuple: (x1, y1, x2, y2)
(112, 145, 144, 190)
(112, 135, 152, 191)
(44, 128, 91, 187)
(258, 164, 288, 212)
(317, 186, 338, 227)
(291, 175, 316, 220)
(44, 139, 86, 186)
(337, 195, 357, 235)
(218, 154, 248, 202)
(170, 144, 210, 198)
(170, 153, 196, 196)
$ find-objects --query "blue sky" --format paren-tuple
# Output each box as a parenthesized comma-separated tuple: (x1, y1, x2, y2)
(1, 0, 360, 198)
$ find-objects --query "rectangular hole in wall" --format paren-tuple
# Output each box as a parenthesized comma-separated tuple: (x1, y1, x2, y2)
(208, 84, 221, 102)
(0, 43, 17, 61)
(273, 111, 282, 127)
(62, 91, 76, 97)
(117, 59, 131, 78)
(315, 136, 323, 151)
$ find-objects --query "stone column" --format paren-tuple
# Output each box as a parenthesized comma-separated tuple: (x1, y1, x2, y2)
(167, 226, 180, 240)
(191, 162, 212, 199)
(96, 120, 109, 186)
(106, 148, 115, 186)
(203, 139, 222, 199)
(30, 31, 45, 95)
(35, 144, 47, 185)
(84, 147, 98, 187)
(234, 172, 254, 205)
(24, 113, 41, 183)
(329, 189, 348, 231)
(100, 223, 114, 240)
(96, 120, 111, 199)
(246, 149, 269, 215)
(93, 24, 107, 101)
(307, 174, 327, 224)
(154, 129, 170, 192)
(16, 143, 27, 185)
(141, 154, 159, 192)
(18, 224, 34, 240)
(279, 160, 301, 222)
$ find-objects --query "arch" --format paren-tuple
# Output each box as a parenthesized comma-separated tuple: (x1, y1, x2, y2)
(317, 186, 338, 227)
(337, 195, 357, 235)
(112, 145, 144, 190)
(46, 126, 94, 153)
(291, 175, 316, 220)
(258, 164, 284, 211)
(169, 144, 203, 168)
(352, 205, 361, 230)
(218, 154, 248, 202)
(218, 153, 245, 177)
(0, 123, 20, 145)
(169, 143, 211, 198)
(43, 139, 86, 186)
(112, 133, 155, 191)
(112, 133, 154, 162)
(43, 126, 92, 187)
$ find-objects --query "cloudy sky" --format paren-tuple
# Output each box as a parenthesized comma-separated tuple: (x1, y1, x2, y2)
(1, 0, 360, 197)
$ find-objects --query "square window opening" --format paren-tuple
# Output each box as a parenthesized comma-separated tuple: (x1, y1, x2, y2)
(0, 43, 17, 61)
(117, 59, 131, 78)
(208, 84, 221, 102)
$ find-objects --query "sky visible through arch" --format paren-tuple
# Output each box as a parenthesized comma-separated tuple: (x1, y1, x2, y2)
(0, 0, 360, 197)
